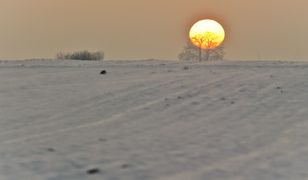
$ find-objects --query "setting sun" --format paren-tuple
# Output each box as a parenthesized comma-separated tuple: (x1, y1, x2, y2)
(189, 19, 225, 49)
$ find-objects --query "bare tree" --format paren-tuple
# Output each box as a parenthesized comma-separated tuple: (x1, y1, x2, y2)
(190, 32, 221, 61)
(178, 41, 225, 61)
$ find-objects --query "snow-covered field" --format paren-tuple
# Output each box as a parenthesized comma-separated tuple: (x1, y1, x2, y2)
(1, 59, 308, 180)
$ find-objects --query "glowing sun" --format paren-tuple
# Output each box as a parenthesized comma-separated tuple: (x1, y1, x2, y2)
(189, 19, 225, 49)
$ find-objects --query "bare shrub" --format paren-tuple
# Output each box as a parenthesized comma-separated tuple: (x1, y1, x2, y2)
(56, 50, 104, 60)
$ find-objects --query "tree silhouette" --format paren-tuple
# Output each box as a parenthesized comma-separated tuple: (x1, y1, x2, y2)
(178, 41, 225, 61)
(190, 32, 221, 61)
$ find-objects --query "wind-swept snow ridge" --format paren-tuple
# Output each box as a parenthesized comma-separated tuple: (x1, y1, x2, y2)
(0, 60, 308, 180)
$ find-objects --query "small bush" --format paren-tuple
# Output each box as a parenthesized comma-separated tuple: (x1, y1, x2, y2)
(56, 50, 104, 60)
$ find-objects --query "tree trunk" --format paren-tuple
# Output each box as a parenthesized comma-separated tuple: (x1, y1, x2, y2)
(199, 47, 202, 61)
(205, 49, 210, 61)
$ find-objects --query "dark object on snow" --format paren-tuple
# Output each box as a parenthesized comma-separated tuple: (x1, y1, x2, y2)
(87, 168, 100, 175)
(121, 164, 132, 169)
(99, 138, 107, 142)
(46, 148, 55, 152)
(220, 97, 226, 101)
(183, 66, 189, 70)
(100, 70, 107, 75)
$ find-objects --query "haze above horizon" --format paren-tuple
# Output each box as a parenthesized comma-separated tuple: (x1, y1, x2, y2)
(1, 0, 308, 61)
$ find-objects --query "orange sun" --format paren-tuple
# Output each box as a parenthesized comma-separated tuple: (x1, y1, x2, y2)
(189, 19, 225, 49)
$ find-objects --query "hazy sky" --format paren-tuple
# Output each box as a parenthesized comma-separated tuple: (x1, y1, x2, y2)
(1, 0, 308, 60)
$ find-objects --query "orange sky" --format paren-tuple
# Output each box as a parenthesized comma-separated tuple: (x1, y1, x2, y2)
(1, 0, 308, 60)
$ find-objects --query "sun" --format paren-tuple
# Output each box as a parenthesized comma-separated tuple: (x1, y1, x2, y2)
(189, 19, 225, 49)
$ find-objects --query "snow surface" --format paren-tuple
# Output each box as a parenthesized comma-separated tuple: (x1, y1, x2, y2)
(1, 59, 308, 180)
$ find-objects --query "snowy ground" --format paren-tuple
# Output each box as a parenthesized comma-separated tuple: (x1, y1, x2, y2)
(1, 59, 308, 180)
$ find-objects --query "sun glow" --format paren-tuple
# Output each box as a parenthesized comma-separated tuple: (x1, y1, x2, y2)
(189, 19, 225, 49)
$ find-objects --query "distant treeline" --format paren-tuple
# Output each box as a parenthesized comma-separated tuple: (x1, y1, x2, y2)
(56, 50, 104, 60)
